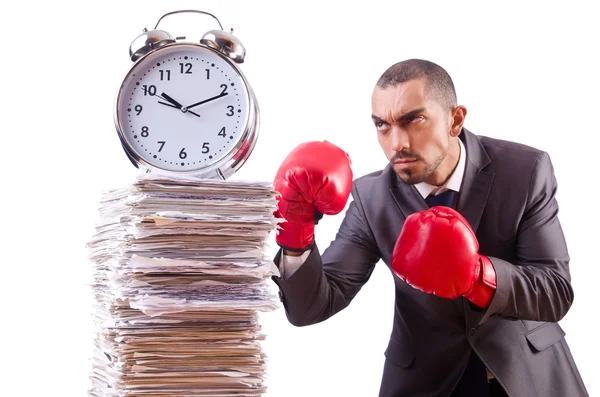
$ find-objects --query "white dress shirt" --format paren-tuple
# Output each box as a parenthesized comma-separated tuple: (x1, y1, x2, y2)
(279, 138, 466, 279)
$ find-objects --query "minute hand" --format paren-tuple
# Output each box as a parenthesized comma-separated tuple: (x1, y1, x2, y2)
(186, 92, 229, 110)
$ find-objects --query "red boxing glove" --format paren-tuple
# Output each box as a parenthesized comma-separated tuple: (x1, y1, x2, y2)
(391, 206, 497, 308)
(273, 141, 353, 251)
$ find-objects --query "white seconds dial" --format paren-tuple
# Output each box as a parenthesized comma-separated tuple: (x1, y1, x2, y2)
(116, 44, 250, 172)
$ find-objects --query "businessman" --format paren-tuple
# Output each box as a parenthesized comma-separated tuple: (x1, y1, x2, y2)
(270, 59, 589, 396)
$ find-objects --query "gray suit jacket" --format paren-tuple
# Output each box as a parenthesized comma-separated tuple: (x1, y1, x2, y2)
(272, 128, 589, 397)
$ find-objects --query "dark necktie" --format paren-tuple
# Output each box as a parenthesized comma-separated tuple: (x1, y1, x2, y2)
(426, 189, 456, 208)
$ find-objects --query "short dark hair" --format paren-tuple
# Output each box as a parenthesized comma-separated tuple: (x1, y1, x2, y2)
(376, 59, 457, 110)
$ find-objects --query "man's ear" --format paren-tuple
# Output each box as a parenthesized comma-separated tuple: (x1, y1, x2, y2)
(449, 105, 467, 137)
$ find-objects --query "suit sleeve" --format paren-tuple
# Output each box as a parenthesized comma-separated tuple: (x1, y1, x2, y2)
(481, 151, 574, 323)
(271, 183, 381, 326)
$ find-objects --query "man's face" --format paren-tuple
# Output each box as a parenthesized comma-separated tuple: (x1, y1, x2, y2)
(371, 78, 453, 185)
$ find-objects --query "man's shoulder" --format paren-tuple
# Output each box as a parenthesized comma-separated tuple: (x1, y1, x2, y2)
(475, 133, 545, 161)
(468, 131, 555, 191)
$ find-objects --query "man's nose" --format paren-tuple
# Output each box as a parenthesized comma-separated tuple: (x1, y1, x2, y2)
(390, 126, 409, 153)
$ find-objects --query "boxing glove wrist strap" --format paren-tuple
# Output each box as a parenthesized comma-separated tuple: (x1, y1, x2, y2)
(464, 256, 497, 309)
(275, 217, 315, 251)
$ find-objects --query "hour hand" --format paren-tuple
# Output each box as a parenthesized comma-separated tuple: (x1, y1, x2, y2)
(159, 92, 183, 109)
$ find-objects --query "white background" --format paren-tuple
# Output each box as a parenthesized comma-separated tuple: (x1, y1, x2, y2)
(2, 1, 598, 396)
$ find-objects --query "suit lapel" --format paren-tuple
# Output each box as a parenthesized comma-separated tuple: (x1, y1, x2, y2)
(457, 129, 497, 328)
(455, 129, 495, 234)
(389, 170, 429, 219)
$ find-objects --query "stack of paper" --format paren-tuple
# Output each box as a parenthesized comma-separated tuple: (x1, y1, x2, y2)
(86, 174, 281, 397)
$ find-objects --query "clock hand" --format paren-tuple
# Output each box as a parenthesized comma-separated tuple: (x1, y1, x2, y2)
(157, 101, 201, 117)
(186, 92, 229, 110)
(160, 92, 183, 109)
(158, 100, 179, 108)
(158, 93, 201, 117)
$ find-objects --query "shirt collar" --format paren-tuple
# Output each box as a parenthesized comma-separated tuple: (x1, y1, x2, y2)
(414, 137, 466, 199)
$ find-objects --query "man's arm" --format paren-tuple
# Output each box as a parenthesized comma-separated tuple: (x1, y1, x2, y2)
(482, 151, 573, 323)
(272, 184, 381, 326)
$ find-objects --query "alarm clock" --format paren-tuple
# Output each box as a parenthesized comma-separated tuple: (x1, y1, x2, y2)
(114, 10, 259, 180)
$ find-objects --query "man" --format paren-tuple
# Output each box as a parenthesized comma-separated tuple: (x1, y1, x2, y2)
(270, 59, 589, 397)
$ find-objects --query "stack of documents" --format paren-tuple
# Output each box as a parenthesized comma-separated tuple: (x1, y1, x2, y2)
(86, 173, 281, 397)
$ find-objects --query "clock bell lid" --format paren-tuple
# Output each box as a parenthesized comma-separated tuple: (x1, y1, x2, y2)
(129, 29, 176, 61)
(200, 29, 246, 64)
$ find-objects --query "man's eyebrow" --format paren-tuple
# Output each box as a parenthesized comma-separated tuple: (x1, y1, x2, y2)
(396, 108, 426, 122)
(371, 115, 387, 124)
(371, 108, 426, 124)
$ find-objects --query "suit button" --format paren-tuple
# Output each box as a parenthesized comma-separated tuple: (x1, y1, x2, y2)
(468, 328, 476, 337)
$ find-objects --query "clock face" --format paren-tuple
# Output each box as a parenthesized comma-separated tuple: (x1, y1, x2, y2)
(116, 43, 251, 173)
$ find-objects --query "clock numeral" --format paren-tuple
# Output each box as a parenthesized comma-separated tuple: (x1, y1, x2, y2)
(206, 69, 210, 79)
(220, 84, 228, 95)
(142, 85, 157, 96)
(179, 63, 192, 74)
(159, 70, 171, 81)
(135, 105, 143, 115)
(158, 141, 166, 152)
(202, 142, 210, 153)
(179, 148, 187, 159)
(226, 105, 234, 116)
(141, 126, 149, 137)
(218, 127, 226, 138)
